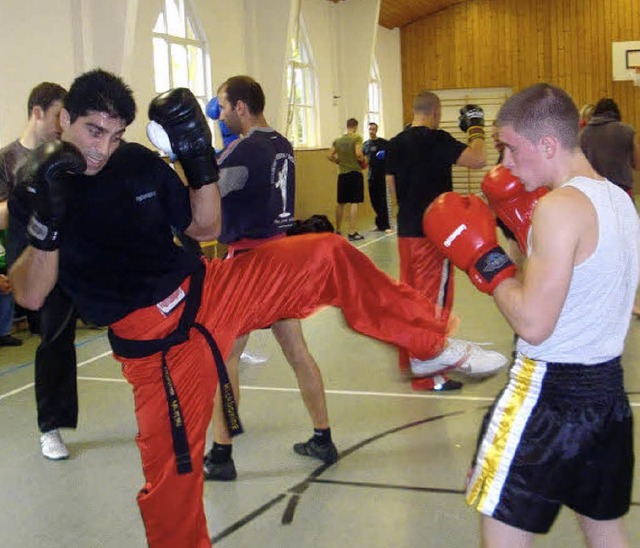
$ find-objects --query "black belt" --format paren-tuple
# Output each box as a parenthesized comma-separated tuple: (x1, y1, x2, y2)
(108, 264, 243, 475)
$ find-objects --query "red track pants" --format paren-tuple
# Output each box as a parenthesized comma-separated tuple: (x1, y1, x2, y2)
(111, 233, 448, 547)
(397, 236, 455, 370)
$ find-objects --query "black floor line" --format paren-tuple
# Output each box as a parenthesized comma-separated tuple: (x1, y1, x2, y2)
(210, 408, 470, 543)
(311, 478, 466, 496)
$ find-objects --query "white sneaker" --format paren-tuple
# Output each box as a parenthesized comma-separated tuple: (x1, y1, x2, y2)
(240, 351, 269, 365)
(40, 429, 69, 460)
(410, 338, 508, 378)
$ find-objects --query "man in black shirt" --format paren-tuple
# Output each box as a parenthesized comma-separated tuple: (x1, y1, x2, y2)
(2, 82, 76, 461)
(386, 91, 507, 390)
(362, 122, 391, 232)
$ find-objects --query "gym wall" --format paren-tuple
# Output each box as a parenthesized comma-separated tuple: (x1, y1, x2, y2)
(399, 0, 640, 133)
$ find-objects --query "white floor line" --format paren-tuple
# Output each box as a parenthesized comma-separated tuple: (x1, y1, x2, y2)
(354, 231, 395, 249)
(73, 377, 640, 407)
(0, 383, 35, 402)
(0, 350, 113, 402)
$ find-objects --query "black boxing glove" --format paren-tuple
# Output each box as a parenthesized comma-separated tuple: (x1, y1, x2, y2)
(458, 104, 485, 142)
(20, 140, 87, 251)
(147, 88, 219, 189)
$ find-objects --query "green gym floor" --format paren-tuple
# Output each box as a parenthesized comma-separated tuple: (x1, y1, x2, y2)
(0, 230, 638, 547)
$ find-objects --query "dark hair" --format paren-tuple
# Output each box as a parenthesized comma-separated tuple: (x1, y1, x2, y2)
(27, 82, 67, 117)
(218, 75, 265, 115)
(65, 69, 136, 125)
(496, 83, 579, 149)
(592, 98, 621, 121)
(346, 118, 358, 128)
(368, 122, 378, 129)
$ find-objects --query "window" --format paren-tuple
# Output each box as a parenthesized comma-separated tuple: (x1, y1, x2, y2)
(286, 20, 318, 147)
(367, 60, 382, 131)
(152, 0, 210, 110)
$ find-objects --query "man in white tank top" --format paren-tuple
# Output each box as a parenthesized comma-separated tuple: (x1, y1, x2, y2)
(425, 83, 639, 546)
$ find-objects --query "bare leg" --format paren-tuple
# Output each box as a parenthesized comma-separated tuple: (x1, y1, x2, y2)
(481, 515, 534, 548)
(348, 203, 358, 234)
(335, 203, 344, 234)
(271, 319, 329, 429)
(212, 333, 248, 445)
(576, 514, 629, 548)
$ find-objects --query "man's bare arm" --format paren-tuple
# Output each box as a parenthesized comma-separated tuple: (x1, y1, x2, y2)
(0, 201, 7, 230)
(385, 174, 396, 203)
(184, 183, 221, 241)
(493, 191, 581, 344)
(456, 138, 487, 169)
(355, 143, 365, 163)
(9, 248, 58, 310)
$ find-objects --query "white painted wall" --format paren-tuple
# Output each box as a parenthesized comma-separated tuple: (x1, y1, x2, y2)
(376, 26, 403, 140)
(0, 0, 76, 145)
(0, 0, 402, 149)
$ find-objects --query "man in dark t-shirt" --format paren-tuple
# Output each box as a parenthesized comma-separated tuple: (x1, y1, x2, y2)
(363, 122, 391, 231)
(386, 90, 507, 390)
(203, 76, 337, 482)
(2, 82, 75, 462)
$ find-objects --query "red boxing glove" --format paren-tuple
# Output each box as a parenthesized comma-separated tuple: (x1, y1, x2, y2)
(481, 164, 548, 253)
(423, 192, 516, 295)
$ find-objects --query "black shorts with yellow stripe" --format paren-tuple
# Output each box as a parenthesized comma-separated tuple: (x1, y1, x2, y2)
(466, 354, 633, 534)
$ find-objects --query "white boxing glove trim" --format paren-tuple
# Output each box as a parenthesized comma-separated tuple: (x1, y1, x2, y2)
(146, 121, 176, 159)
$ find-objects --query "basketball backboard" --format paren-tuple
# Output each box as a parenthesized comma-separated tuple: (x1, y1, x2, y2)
(612, 41, 640, 81)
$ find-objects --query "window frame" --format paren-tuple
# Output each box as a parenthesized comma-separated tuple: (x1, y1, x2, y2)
(366, 59, 383, 134)
(286, 18, 319, 148)
(152, 0, 212, 111)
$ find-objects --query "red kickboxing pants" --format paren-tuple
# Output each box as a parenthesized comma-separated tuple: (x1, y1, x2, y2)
(397, 236, 455, 370)
(110, 233, 448, 547)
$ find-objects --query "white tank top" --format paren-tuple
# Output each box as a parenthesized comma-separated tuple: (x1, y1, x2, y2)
(518, 177, 640, 364)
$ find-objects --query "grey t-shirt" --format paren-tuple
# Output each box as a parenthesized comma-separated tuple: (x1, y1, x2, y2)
(0, 140, 30, 200)
(580, 115, 635, 190)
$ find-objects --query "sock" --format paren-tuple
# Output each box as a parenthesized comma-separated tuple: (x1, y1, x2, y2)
(209, 442, 232, 464)
(313, 427, 332, 445)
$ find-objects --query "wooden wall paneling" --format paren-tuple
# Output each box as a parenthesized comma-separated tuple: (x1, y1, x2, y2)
(399, 0, 640, 134)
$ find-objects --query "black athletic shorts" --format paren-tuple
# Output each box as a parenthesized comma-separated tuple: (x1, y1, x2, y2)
(466, 354, 633, 534)
(337, 171, 364, 204)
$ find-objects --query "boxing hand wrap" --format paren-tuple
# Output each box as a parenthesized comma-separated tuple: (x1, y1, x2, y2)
(20, 141, 86, 251)
(482, 164, 548, 253)
(146, 121, 176, 160)
(27, 215, 61, 251)
(467, 126, 485, 143)
(423, 192, 516, 295)
(148, 88, 219, 189)
(468, 246, 517, 294)
(459, 104, 485, 143)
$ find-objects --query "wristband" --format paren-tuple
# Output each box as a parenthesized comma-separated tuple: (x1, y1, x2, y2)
(467, 126, 485, 142)
(27, 215, 60, 251)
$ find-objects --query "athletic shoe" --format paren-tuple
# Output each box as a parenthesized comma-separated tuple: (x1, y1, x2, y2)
(293, 437, 339, 464)
(347, 232, 364, 241)
(410, 338, 507, 379)
(0, 334, 22, 347)
(411, 374, 463, 391)
(240, 350, 269, 365)
(203, 455, 237, 481)
(40, 429, 69, 460)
